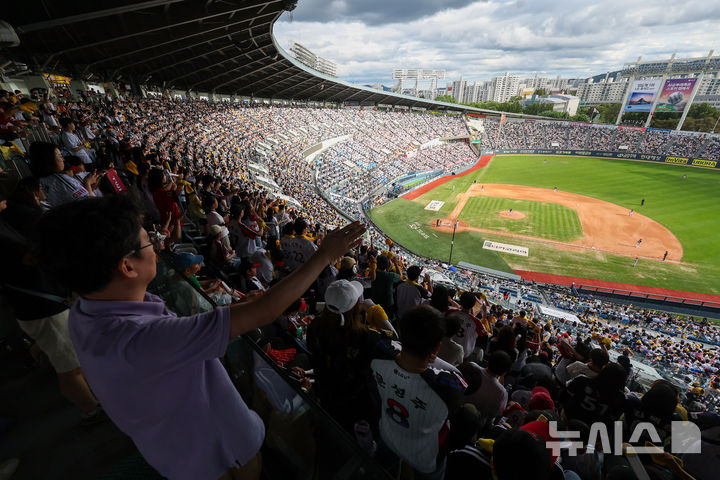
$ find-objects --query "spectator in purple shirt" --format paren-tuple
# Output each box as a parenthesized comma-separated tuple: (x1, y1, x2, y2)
(32, 194, 365, 480)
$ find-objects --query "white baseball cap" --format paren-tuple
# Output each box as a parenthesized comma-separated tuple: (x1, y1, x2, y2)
(325, 280, 364, 325)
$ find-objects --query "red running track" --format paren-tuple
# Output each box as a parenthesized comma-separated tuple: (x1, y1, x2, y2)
(516, 270, 720, 305)
(402, 155, 494, 201)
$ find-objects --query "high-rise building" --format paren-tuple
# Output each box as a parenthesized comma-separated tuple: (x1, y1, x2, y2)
(289, 41, 337, 77)
(449, 78, 467, 103)
(576, 76, 629, 104)
(463, 82, 484, 103)
(490, 73, 521, 102)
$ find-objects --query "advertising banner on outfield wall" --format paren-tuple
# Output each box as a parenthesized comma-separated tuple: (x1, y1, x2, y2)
(655, 78, 698, 113)
(480, 149, 719, 169)
(624, 79, 662, 112)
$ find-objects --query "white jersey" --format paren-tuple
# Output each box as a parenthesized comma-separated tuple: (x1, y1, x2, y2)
(451, 311, 481, 359)
(371, 359, 465, 474)
(280, 236, 317, 271)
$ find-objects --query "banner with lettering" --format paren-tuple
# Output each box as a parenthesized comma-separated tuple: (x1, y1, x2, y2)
(624, 79, 661, 112)
(655, 78, 698, 113)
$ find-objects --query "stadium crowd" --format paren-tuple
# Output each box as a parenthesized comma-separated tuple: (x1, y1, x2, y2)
(0, 89, 719, 480)
(475, 117, 720, 161)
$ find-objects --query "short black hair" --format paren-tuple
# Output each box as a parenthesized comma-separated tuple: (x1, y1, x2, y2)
(376, 254, 390, 271)
(590, 348, 609, 369)
(406, 265, 422, 280)
(33, 195, 144, 295)
(444, 312, 463, 337)
(281, 222, 295, 236)
(398, 305, 444, 358)
(457, 362, 483, 395)
(574, 341, 591, 362)
(595, 363, 629, 395)
(487, 350, 513, 376)
(147, 168, 166, 192)
(293, 218, 307, 235)
(493, 429, 551, 480)
(459, 291, 476, 310)
(642, 380, 679, 419)
(202, 195, 217, 211)
(29, 141, 59, 177)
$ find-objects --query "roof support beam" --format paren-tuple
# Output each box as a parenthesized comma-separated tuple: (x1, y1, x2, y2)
(16, 0, 184, 33)
(269, 75, 315, 98)
(375, 95, 395, 105)
(329, 87, 362, 102)
(238, 66, 296, 91)
(191, 58, 279, 89)
(114, 38, 236, 74)
(293, 82, 324, 99)
(253, 70, 307, 95)
(154, 43, 269, 82)
(85, 13, 276, 70)
(42, 2, 279, 69)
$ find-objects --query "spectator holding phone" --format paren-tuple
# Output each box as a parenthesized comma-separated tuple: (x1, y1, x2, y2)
(33, 194, 365, 480)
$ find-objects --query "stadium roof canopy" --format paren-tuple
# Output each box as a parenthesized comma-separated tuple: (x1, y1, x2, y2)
(5, 0, 532, 115)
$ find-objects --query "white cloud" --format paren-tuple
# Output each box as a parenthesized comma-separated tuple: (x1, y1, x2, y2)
(275, 0, 720, 85)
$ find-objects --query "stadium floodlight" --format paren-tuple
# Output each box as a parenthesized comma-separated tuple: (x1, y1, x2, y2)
(393, 69, 445, 97)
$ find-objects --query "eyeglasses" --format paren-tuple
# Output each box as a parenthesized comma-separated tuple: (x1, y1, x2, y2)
(124, 242, 154, 258)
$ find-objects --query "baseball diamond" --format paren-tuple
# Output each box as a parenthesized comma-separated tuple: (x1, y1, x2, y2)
(370, 154, 720, 295)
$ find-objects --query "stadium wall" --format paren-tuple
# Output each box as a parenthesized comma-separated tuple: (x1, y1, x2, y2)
(480, 149, 720, 169)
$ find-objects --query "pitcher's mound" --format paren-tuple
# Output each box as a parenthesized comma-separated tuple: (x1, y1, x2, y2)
(499, 210, 526, 219)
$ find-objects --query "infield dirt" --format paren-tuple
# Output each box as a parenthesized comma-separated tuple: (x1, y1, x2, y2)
(430, 183, 683, 262)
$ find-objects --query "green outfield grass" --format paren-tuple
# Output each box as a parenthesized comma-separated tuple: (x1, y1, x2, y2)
(458, 196, 583, 242)
(370, 197, 514, 273)
(369, 155, 720, 295)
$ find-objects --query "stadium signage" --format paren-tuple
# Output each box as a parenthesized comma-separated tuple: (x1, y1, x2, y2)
(479, 149, 720, 169)
(656, 78, 698, 113)
(623, 79, 662, 113)
(639, 154, 664, 161)
(692, 159, 717, 167)
(482, 240, 528, 257)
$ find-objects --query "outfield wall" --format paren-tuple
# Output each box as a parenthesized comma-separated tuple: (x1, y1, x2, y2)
(480, 149, 720, 169)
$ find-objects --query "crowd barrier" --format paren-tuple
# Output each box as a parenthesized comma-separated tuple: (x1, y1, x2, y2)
(480, 148, 720, 169)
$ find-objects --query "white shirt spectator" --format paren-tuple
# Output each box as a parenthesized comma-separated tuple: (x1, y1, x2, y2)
(61, 131, 93, 165)
(464, 363, 508, 419)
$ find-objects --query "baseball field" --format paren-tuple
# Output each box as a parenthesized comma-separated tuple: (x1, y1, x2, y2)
(369, 155, 720, 296)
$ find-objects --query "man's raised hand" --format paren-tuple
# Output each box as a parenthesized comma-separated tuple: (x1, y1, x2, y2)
(317, 221, 366, 263)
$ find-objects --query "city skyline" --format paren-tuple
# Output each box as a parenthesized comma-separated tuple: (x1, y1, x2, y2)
(274, 0, 720, 86)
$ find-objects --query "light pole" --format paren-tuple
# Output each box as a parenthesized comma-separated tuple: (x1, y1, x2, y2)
(448, 220, 458, 264)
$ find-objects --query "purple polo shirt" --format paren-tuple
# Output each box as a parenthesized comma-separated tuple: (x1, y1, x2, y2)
(69, 293, 264, 480)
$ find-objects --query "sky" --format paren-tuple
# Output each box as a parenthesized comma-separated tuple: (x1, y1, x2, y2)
(274, 0, 720, 87)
